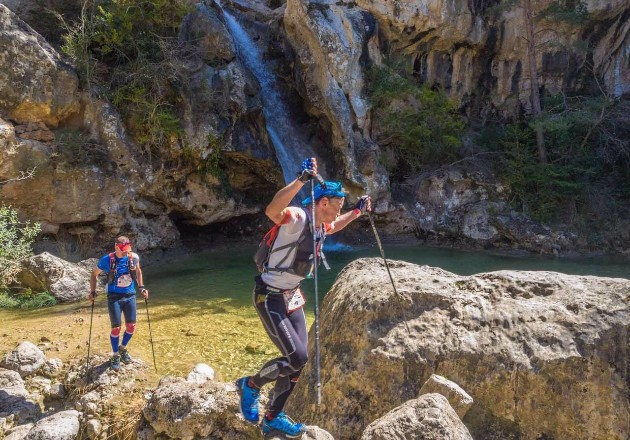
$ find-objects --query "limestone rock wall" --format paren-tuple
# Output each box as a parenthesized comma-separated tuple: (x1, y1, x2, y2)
(0, 3, 280, 253)
(290, 258, 630, 439)
(284, 0, 390, 199)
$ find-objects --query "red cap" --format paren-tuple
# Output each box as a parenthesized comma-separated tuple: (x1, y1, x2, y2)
(116, 242, 132, 252)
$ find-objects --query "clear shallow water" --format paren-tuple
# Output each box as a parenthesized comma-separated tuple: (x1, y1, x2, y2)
(1, 243, 627, 383)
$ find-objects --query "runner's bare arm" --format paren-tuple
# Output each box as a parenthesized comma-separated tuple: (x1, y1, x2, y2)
(88, 267, 102, 300)
(328, 210, 360, 234)
(135, 264, 148, 298)
(329, 196, 371, 234)
(265, 180, 306, 224)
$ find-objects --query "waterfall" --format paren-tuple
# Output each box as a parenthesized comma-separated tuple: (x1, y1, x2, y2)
(217, 1, 323, 186)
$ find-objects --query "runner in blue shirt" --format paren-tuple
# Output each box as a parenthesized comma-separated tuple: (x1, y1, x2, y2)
(88, 236, 149, 371)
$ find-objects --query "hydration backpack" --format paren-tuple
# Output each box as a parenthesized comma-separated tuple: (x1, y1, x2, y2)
(106, 252, 138, 285)
(254, 217, 317, 276)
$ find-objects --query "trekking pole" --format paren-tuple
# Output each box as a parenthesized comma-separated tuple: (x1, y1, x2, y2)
(144, 297, 158, 372)
(86, 299, 95, 377)
(366, 211, 411, 334)
(311, 179, 322, 406)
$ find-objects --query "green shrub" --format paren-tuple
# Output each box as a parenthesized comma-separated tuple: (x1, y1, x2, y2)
(539, 0, 589, 25)
(61, 0, 193, 164)
(367, 65, 464, 173)
(487, 95, 629, 226)
(0, 292, 19, 308)
(0, 290, 57, 309)
(54, 128, 109, 166)
(0, 206, 41, 288)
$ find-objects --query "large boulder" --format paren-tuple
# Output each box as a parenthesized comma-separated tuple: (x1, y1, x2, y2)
(0, 368, 40, 423)
(290, 258, 630, 439)
(1, 342, 46, 378)
(360, 393, 473, 440)
(396, 165, 577, 254)
(143, 376, 260, 439)
(23, 410, 81, 440)
(15, 252, 89, 302)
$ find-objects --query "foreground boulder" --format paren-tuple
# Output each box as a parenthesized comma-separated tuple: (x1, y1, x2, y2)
(14, 252, 89, 302)
(1, 342, 46, 378)
(23, 410, 80, 440)
(361, 393, 473, 440)
(291, 258, 630, 439)
(0, 368, 40, 424)
(419, 374, 473, 419)
(143, 376, 260, 439)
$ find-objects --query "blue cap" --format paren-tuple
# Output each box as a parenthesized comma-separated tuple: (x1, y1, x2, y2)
(301, 181, 346, 206)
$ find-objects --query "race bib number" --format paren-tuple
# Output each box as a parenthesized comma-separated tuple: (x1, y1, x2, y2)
(116, 274, 132, 288)
(284, 289, 306, 313)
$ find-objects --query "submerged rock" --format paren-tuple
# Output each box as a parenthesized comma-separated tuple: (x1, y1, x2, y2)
(291, 258, 630, 439)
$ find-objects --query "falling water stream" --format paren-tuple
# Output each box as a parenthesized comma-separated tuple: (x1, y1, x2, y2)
(217, 1, 321, 185)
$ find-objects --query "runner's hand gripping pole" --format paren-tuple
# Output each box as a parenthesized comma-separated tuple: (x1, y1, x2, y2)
(311, 179, 323, 406)
(298, 158, 327, 189)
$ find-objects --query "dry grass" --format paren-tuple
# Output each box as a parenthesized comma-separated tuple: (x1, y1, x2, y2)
(106, 395, 145, 440)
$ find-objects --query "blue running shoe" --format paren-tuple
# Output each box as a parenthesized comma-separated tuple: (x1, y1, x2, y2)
(261, 412, 306, 438)
(236, 377, 260, 423)
(110, 355, 121, 372)
(119, 346, 132, 364)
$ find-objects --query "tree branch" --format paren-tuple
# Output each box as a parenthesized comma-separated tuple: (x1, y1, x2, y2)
(0, 168, 37, 185)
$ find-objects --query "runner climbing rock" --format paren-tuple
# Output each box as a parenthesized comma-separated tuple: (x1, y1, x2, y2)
(88, 236, 149, 371)
(237, 157, 371, 438)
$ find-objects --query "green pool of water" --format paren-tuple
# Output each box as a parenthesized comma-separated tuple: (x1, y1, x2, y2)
(1, 243, 627, 382)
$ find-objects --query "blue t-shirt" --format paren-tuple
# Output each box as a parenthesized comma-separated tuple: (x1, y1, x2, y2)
(97, 253, 139, 295)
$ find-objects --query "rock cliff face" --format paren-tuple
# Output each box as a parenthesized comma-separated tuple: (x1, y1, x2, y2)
(286, 0, 629, 115)
(282, 0, 629, 252)
(0, 3, 279, 252)
(290, 258, 630, 439)
(284, 0, 390, 199)
(1, 0, 628, 254)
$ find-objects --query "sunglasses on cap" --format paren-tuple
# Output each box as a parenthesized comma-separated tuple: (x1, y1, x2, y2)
(115, 241, 132, 252)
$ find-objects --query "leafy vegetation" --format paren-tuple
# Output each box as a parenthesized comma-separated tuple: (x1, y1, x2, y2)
(367, 65, 465, 174)
(0, 291, 57, 309)
(481, 95, 629, 225)
(60, 0, 193, 164)
(0, 206, 41, 289)
(539, 0, 589, 25)
(53, 128, 109, 166)
(0, 206, 50, 309)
